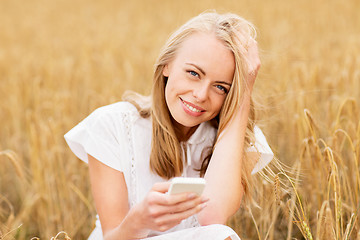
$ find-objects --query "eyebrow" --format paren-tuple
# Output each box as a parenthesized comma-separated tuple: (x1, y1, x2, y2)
(185, 63, 206, 76)
(185, 63, 232, 86)
(215, 81, 232, 87)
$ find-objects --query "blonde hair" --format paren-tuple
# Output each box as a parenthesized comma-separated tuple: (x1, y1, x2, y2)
(123, 11, 258, 199)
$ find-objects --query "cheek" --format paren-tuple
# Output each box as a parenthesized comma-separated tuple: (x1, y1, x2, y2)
(165, 76, 180, 98)
(164, 77, 177, 107)
(213, 95, 227, 111)
(164, 83, 171, 106)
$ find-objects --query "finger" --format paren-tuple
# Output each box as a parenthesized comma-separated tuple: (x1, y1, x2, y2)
(246, 38, 257, 50)
(170, 201, 206, 219)
(170, 196, 209, 214)
(157, 195, 208, 215)
(153, 201, 207, 231)
(247, 43, 259, 60)
(247, 43, 261, 72)
(146, 190, 192, 209)
(151, 182, 171, 193)
(158, 192, 195, 206)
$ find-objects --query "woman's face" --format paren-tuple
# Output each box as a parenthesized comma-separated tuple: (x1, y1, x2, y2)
(163, 32, 235, 137)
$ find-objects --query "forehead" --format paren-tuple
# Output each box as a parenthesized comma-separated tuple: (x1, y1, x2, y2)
(174, 32, 235, 81)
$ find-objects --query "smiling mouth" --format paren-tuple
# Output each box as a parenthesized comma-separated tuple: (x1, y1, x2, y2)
(180, 98, 204, 113)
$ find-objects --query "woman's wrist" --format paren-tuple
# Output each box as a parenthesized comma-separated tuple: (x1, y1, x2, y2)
(123, 204, 150, 239)
(242, 88, 253, 101)
(104, 204, 150, 240)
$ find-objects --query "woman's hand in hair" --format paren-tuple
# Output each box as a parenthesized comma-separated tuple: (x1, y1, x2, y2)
(245, 38, 261, 93)
(131, 182, 208, 235)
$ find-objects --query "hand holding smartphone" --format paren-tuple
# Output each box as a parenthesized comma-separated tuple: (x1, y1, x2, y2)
(168, 177, 206, 196)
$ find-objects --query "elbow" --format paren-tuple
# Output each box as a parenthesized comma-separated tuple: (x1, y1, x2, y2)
(197, 208, 229, 226)
(197, 199, 242, 226)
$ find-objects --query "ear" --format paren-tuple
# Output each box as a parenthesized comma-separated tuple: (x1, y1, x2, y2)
(163, 64, 169, 77)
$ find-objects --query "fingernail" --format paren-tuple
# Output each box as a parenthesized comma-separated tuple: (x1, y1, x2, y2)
(201, 203, 207, 209)
(188, 193, 196, 199)
(201, 196, 209, 202)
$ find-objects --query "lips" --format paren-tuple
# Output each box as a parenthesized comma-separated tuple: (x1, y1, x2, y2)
(180, 98, 205, 113)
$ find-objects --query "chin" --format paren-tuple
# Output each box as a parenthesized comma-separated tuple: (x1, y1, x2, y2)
(172, 116, 201, 127)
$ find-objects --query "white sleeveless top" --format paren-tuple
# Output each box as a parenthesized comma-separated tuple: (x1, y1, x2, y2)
(64, 101, 274, 239)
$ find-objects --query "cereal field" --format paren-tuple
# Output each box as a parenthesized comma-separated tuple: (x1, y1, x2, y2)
(0, 0, 359, 239)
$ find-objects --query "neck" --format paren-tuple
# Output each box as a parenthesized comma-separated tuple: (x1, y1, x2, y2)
(172, 120, 199, 142)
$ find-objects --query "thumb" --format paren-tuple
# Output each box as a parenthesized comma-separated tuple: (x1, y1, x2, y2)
(151, 182, 171, 193)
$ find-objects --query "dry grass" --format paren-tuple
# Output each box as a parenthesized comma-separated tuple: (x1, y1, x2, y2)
(0, 0, 359, 239)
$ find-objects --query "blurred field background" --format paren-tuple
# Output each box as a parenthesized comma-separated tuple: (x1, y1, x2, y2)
(0, 0, 359, 239)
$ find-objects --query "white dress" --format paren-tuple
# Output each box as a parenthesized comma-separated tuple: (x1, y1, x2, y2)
(64, 102, 274, 240)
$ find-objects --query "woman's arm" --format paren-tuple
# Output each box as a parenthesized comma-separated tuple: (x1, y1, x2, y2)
(87, 154, 208, 240)
(197, 39, 260, 225)
(88, 154, 137, 239)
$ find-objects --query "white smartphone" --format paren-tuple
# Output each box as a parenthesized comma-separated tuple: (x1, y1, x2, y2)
(168, 177, 206, 196)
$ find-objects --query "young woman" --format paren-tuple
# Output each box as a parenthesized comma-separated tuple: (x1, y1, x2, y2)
(65, 11, 273, 240)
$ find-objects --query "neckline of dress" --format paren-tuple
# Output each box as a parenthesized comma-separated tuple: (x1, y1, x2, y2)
(182, 121, 212, 145)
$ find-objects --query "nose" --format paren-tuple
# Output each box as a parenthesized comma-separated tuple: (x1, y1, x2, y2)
(192, 83, 210, 102)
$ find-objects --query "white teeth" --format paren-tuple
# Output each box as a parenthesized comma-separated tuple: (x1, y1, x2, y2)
(183, 101, 201, 112)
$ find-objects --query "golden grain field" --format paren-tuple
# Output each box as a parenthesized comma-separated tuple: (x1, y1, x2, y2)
(0, 0, 359, 239)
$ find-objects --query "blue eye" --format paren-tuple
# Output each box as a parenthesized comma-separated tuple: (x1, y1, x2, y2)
(188, 70, 199, 78)
(216, 85, 228, 94)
